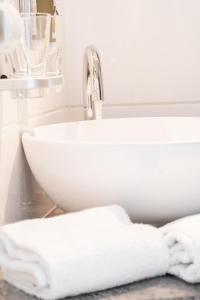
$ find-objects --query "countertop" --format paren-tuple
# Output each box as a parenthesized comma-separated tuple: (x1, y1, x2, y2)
(1, 276, 200, 300)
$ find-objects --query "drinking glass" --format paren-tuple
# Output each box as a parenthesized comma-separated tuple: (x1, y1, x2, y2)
(12, 13, 51, 77)
(46, 15, 63, 76)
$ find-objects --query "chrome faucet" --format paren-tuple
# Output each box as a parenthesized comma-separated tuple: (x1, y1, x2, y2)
(83, 46, 104, 120)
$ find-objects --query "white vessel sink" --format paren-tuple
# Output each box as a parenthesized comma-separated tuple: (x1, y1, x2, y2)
(22, 117, 200, 224)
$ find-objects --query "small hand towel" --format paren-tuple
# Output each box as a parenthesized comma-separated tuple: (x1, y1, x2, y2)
(161, 214, 200, 283)
(0, 205, 168, 299)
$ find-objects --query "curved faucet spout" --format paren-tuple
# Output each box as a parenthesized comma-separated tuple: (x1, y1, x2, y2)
(83, 46, 104, 120)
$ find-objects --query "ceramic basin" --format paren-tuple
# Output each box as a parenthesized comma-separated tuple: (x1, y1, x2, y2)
(22, 117, 200, 224)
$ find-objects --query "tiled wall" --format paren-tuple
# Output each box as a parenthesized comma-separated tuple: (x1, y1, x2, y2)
(65, 0, 200, 118)
(65, 0, 200, 105)
(1, 0, 200, 223)
(0, 88, 70, 224)
(0, 1, 69, 224)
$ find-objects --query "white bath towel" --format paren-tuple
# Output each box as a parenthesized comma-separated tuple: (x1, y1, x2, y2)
(161, 214, 200, 283)
(0, 205, 169, 300)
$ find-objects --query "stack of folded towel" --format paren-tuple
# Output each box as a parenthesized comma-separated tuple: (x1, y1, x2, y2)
(161, 214, 200, 283)
(0, 205, 169, 300)
(1, 204, 200, 300)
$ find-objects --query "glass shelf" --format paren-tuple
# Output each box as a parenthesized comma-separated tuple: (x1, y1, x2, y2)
(0, 75, 63, 91)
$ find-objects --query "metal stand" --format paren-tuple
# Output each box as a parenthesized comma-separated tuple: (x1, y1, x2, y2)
(0, 76, 63, 91)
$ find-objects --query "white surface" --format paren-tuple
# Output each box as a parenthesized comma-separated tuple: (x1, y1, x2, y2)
(161, 214, 200, 283)
(23, 117, 200, 223)
(0, 206, 168, 299)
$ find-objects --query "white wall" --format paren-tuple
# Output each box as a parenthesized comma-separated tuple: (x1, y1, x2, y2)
(0, 1, 70, 224)
(65, 0, 200, 117)
(0, 89, 70, 224)
(1, 0, 200, 223)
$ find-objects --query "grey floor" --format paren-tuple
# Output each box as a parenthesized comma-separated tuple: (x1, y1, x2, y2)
(1, 276, 200, 300)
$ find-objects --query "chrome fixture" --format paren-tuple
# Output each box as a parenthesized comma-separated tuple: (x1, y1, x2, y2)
(83, 46, 104, 120)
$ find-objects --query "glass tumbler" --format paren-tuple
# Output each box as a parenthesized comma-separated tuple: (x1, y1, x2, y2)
(46, 15, 63, 76)
(12, 13, 51, 77)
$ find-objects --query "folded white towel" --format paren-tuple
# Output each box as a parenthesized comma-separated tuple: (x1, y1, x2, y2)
(161, 214, 200, 283)
(0, 205, 169, 300)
